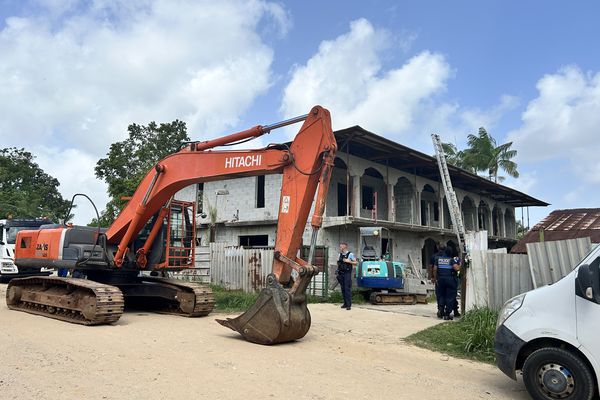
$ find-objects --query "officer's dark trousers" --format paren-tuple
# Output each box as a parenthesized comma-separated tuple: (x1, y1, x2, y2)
(437, 273, 457, 316)
(337, 271, 352, 307)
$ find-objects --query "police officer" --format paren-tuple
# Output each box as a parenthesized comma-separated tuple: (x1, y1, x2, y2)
(433, 247, 461, 320)
(337, 242, 357, 310)
(429, 243, 446, 319)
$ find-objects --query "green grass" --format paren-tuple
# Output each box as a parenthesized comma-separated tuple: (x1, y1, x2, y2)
(210, 284, 260, 313)
(211, 285, 366, 312)
(406, 307, 499, 364)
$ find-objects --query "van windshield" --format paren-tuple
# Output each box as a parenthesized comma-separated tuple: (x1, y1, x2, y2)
(577, 244, 600, 268)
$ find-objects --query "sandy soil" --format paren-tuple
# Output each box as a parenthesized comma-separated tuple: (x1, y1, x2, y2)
(0, 284, 528, 400)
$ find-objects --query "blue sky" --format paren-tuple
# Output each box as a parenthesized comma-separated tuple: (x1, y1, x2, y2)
(1, 0, 599, 226)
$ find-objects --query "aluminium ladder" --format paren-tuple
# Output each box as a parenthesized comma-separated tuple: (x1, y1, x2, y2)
(431, 133, 468, 312)
(431, 134, 466, 255)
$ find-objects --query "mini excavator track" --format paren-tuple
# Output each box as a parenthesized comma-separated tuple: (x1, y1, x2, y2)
(6, 276, 124, 325)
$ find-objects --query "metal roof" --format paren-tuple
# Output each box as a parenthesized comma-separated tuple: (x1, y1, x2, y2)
(334, 126, 548, 208)
(511, 208, 600, 253)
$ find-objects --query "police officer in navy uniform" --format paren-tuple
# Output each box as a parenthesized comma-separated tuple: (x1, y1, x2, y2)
(429, 243, 446, 319)
(433, 247, 461, 320)
(337, 242, 357, 310)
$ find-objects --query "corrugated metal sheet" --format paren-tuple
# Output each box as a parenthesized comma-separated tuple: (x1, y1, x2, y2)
(209, 243, 274, 292)
(469, 250, 532, 310)
(486, 252, 531, 310)
(208, 243, 328, 297)
(527, 237, 592, 288)
(465, 231, 490, 311)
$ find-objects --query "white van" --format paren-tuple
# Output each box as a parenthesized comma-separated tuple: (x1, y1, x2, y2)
(495, 244, 600, 400)
(0, 219, 53, 282)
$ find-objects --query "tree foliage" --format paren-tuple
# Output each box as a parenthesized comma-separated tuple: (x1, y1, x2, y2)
(94, 120, 189, 226)
(441, 127, 519, 183)
(0, 148, 71, 221)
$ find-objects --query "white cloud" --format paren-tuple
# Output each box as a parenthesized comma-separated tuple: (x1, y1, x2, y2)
(280, 18, 519, 153)
(503, 171, 537, 194)
(508, 66, 600, 183)
(0, 0, 287, 223)
(281, 19, 453, 138)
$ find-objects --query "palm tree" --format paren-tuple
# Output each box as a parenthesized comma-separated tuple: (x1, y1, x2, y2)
(463, 127, 519, 182)
(440, 142, 476, 172)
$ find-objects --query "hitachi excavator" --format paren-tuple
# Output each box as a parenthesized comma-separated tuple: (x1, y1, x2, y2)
(6, 105, 336, 345)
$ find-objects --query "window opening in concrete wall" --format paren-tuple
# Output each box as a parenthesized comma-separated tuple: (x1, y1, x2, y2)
(478, 201, 490, 231)
(443, 198, 451, 229)
(421, 184, 436, 226)
(433, 202, 439, 222)
(462, 196, 477, 231)
(332, 158, 349, 217)
(422, 238, 437, 268)
(196, 183, 204, 214)
(492, 206, 501, 236)
(394, 177, 414, 224)
(446, 240, 458, 257)
(337, 183, 347, 216)
(361, 167, 386, 220)
(362, 186, 374, 210)
(256, 175, 265, 208)
(239, 235, 268, 247)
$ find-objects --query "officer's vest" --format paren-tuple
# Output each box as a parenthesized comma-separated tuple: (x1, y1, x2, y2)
(436, 256, 454, 270)
(337, 252, 353, 273)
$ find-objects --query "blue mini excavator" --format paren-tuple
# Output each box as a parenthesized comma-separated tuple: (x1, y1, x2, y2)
(356, 227, 428, 304)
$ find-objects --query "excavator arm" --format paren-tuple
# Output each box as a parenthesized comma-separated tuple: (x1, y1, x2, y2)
(108, 105, 336, 344)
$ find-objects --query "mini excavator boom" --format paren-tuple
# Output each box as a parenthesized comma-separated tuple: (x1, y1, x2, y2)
(7, 105, 336, 345)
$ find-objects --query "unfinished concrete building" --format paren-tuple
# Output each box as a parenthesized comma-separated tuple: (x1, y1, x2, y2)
(196, 126, 547, 278)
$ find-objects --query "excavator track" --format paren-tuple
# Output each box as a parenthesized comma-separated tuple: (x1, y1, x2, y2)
(122, 277, 215, 317)
(6, 276, 124, 325)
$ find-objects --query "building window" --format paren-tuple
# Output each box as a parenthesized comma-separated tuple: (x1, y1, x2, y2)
(362, 186, 374, 210)
(196, 183, 204, 213)
(433, 202, 439, 222)
(337, 183, 347, 216)
(256, 175, 265, 208)
(239, 235, 268, 247)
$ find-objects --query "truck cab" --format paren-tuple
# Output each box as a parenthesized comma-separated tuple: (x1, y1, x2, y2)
(0, 219, 53, 282)
(495, 244, 600, 400)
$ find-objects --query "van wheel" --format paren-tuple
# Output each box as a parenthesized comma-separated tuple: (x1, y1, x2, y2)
(522, 347, 595, 400)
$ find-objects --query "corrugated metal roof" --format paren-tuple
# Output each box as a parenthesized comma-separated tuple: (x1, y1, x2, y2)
(512, 208, 600, 253)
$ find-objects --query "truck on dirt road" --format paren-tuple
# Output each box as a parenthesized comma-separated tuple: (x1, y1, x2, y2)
(495, 244, 600, 400)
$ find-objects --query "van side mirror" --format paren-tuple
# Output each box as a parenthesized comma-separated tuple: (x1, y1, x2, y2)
(576, 260, 600, 303)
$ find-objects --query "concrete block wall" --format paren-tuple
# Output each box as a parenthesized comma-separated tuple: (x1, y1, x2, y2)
(198, 174, 282, 225)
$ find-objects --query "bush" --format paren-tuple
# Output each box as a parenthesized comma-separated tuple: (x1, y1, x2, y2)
(406, 307, 499, 363)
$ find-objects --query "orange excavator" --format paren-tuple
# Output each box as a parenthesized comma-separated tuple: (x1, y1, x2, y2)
(6, 105, 336, 345)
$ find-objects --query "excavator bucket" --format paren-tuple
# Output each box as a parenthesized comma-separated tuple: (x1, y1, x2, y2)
(216, 274, 311, 345)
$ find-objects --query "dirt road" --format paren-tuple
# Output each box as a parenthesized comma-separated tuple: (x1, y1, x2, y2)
(0, 284, 528, 400)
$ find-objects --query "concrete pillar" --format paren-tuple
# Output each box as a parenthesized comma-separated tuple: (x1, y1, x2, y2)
(416, 190, 422, 225)
(387, 183, 394, 221)
(351, 175, 361, 218)
(488, 207, 494, 236)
